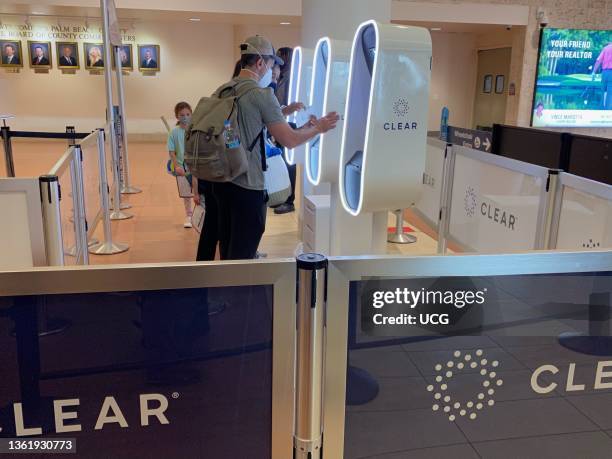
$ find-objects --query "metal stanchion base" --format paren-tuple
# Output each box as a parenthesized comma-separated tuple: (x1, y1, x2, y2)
(89, 240, 129, 255)
(110, 210, 133, 220)
(558, 332, 612, 356)
(388, 233, 417, 244)
(121, 185, 142, 194)
(65, 245, 77, 257)
(120, 202, 132, 210)
(88, 238, 100, 247)
(346, 365, 380, 405)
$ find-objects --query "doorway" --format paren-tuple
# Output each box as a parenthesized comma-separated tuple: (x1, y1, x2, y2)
(472, 47, 511, 130)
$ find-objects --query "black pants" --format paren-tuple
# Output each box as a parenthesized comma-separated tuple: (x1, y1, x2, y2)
(196, 179, 219, 261)
(283, 154, 296, 205)
(214, 182, 266, 260)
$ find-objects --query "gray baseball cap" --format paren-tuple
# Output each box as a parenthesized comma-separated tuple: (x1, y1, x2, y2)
(241, 35, 284, 66)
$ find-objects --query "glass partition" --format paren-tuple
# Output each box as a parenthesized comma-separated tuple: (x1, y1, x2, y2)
(0, 259, 296, 458)
(79, 131, 103, 239)
(325, 252, 612, 459)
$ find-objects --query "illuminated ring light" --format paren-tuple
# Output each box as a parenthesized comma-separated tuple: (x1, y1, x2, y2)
(284, 46, 303, 165)
(305, 37, 332, 186)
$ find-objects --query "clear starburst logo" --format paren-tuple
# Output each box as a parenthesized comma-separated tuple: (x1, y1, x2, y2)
(393, 98, 410, 117)
(464, 186, 477, 217)
(427, 349, 503, 422)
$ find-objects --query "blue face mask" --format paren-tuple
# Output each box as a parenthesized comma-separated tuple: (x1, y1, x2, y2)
(179, 114, 191, 125)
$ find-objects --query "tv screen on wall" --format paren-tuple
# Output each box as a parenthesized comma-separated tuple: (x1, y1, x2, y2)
(532, 28, 612, 128)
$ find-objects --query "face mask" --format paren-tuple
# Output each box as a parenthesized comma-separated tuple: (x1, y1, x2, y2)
(179, 115, 191, 125)
(258, 65, 272, 88)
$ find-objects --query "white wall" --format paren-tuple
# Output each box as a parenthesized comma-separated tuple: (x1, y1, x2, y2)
(428, 31, 477, 130)
(0, 16, 301, 137)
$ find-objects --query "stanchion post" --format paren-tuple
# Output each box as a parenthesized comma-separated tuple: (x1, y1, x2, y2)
(387, 209, 416, 244)
(294, 253, 327, 459)
(1, 125, 16, 177)
(38, 174, 71, 336)
(437, 143, 454, 255)
(542, 169, 562, 250)
(114, 46, 141, 195)
(89, 129, 129, 255)
(39, 175, 65, 266)
(66, 126, 76, 147)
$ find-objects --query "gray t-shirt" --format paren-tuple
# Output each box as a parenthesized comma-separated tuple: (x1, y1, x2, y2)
(228, 77, 285, 190)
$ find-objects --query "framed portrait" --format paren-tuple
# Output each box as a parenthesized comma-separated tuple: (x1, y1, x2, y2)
(138, 44, 160, 72)
(483, 74, 493, 94)
(56, 42, 80, 69)
(84, 43, 105, 70)
(28, 41, 52, 69)
(495, 74, 505, 94)
(0, 40, 23, 68)
(112, 44, 133, 70)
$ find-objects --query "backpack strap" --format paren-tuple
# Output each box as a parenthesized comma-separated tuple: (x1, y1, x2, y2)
(248, 129, 267, 172)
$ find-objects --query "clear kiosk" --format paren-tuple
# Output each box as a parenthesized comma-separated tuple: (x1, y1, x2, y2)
(339, 20, 432, 252)
(303, 37, 373, 255)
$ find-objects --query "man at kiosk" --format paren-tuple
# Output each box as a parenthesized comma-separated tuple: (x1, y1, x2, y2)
(213, 36, 339, 260)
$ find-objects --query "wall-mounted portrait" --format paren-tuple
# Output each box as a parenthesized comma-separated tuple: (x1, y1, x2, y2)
(483, 74, 493, 94)
(84, 43, 105, 69)
(56, 42, 80, 69)
(112, 44, 133, 70)
(0, 40, 23, 67)
(28, 41, 52, 69)
(138, 44, 160, 72)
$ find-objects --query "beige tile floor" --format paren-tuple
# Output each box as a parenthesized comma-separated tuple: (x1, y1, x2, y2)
(9, 139, 444, 265)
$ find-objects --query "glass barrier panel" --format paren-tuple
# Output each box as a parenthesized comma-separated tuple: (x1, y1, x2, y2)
(556, 186, 612, 251)
(448, 148, 546, 252)
(344, 272, 612, 458)
(57, 163, 78, 265)
(79, 133, 102, 237)
(0, 284, 274, 457)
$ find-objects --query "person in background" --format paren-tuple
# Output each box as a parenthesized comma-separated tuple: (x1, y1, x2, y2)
(535, 101, 545, 118)
(232, 60, 242, 78)
(167, 101, 194, 228)
(272, 47, 299, 215)
(212, 35, 338, 260)
(592, 41, 612, 109)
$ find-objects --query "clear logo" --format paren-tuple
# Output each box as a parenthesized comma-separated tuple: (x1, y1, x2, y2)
(427, 349, 503, 422)
(464, 186, 477, 217)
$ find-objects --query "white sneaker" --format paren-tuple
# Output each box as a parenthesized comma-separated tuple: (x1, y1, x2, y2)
(183, 217, 193, 228)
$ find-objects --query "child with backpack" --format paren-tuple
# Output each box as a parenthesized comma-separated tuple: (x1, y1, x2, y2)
(167, 101, 194, 228)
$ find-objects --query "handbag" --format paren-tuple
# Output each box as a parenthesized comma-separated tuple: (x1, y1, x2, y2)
(264, 140, 291, 208)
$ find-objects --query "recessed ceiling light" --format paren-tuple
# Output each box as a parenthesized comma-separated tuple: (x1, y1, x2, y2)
(32, 11, 44, 15)
(430, 27, 442, 31)
(280, 22, 291, 25)
(189, 18, 201, 22)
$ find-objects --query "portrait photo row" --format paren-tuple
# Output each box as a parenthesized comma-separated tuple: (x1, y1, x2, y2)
(0, 40, 160, 72)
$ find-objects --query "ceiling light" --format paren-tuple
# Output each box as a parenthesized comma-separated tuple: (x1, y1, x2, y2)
(280, 22, 291, 25)
(32, 11, 44, 15)
(430, 27, 442, 31)
(189, 18, 201, 22)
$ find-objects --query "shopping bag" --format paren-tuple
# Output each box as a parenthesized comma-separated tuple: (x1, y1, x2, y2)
(176, 175, 193, 198)
(264, 142, 291, 208)
(191, 203, 205, 234)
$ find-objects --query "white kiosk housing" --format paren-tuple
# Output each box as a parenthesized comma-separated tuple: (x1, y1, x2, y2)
(305, 37, 351, 186)
(285, 46, 314, 166)
(340, 21, 432, 217)
(302, 37, 370, 255)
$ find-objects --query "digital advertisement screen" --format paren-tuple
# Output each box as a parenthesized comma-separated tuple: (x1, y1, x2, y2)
(532, 28, 612, 128)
